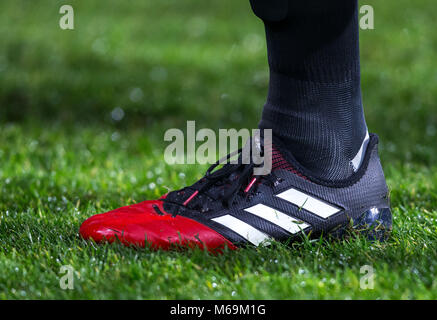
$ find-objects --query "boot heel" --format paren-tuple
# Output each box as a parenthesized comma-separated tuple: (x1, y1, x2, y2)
(332, 207, 392, 241)
(356, 207, 393, 241)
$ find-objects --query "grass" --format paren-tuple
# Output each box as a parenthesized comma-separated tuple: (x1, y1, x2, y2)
(0, 0, 436, 299)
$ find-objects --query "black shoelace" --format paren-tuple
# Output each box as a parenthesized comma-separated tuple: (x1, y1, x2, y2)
(164, 147, 279, 212)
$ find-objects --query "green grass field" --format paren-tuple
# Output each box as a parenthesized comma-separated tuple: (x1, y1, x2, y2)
(0, 0, 436, 299)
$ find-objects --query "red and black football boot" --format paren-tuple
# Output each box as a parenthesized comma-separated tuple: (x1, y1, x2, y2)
(80, 134, 392, 252)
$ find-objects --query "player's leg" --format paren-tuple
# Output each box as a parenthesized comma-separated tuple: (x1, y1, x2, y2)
(252, 0, 368, 180)
(79, 1, 391, 251)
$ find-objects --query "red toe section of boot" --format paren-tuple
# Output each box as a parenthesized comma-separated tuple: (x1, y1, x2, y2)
(80, 195, 169, 228)
(80, 202, 236, 252)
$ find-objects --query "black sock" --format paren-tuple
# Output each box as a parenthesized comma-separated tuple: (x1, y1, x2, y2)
(250, 0, 369, 180)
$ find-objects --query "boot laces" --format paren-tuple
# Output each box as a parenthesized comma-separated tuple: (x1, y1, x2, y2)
(165, 144, 278, 211)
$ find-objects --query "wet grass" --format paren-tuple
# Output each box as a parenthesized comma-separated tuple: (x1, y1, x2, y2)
(0, 0, 436, 299)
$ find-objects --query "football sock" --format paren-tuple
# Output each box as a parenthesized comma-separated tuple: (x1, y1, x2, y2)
(250, 0, 369, 180)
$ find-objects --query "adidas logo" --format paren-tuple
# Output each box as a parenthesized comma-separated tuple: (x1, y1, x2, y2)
(212, 188, 341, 245)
